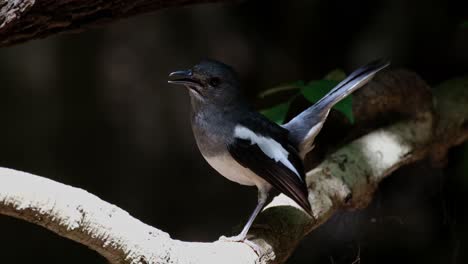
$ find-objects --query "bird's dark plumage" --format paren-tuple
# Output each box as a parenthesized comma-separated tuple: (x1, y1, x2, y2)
(168, 58, 390, 242)
(229, 114, 311, 213)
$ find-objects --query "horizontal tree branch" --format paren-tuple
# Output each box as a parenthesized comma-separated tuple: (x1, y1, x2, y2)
(0, 73, 467, 263)
(0, 0, 231, 47)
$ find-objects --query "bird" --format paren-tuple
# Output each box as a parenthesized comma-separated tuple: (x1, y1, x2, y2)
(168, 59, 389, 243)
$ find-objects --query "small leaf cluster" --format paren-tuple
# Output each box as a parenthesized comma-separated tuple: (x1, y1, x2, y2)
(260, 69, 354, 124)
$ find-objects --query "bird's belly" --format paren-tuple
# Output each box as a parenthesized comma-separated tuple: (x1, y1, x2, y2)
(204, 154, 266, 187)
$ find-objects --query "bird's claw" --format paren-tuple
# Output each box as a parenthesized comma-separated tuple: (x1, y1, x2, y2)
(219, 235, 262, 256)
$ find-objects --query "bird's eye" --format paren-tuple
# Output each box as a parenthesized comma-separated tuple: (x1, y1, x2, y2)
(209, 77, 221, 87)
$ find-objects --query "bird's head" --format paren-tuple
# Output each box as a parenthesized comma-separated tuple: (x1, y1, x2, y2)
(168, 60, 242, 106)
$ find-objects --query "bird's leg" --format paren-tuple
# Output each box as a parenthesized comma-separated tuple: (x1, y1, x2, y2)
(237, 190, 268, 240)
(220, 187, 269, 248)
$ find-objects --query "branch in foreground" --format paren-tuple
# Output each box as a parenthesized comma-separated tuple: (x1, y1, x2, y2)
(0, 0, 231, 47)
(0, 75, 467, 263)
(0, 167, 257, 263)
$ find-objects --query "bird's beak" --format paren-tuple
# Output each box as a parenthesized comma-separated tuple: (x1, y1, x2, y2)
(168, 70, 202, 87)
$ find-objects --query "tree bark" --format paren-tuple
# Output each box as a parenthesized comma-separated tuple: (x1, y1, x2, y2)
(0, 0, 230, 47)
(0, 72, 467, 263)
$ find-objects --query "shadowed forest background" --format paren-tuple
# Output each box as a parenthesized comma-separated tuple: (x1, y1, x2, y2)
(1, 0, 468, 263)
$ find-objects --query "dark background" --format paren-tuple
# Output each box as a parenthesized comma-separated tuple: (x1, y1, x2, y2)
(1, 0, 467, 263)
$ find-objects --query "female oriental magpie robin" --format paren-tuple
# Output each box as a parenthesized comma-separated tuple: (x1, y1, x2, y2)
(168, 59, 389, 243)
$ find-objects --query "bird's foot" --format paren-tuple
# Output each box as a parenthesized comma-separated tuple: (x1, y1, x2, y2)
(219, 235, 262, 256)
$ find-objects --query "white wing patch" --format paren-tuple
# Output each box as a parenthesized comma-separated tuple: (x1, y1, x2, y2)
(234, 125, 301, 179)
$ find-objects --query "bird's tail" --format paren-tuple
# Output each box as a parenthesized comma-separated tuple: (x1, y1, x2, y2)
(283, 59, 390, 157)
(313, 59, 389, 112)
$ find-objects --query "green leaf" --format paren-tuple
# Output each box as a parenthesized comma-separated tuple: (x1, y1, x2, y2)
(258, 80, 304, 98)
(301, 80, 339, 101)
(301, 80, 354, 123)
(259, 67, 354, 123)
(334, 95, 354, 123)
(260, 102, 291, 124)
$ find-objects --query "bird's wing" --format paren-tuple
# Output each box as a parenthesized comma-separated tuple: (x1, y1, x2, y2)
(228, 120, 311, 213)
(283, 59, 390, 157)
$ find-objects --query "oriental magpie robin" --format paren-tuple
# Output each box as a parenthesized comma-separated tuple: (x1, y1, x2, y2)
(168, 59, 389, 243)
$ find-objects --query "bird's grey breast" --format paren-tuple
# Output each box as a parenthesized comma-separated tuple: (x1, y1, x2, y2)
(190, 106, 235, 157)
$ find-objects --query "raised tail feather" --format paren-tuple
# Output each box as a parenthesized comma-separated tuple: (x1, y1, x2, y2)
(283, 59, 390, 157)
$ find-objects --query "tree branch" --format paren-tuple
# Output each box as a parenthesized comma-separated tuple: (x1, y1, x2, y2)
(0, 0, 231, 47)
(0, 73, 467, 263)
